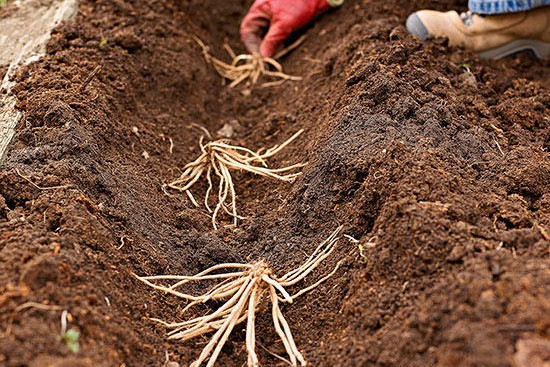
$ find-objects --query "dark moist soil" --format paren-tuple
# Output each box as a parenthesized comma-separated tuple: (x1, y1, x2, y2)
(1, 0, 549, 366)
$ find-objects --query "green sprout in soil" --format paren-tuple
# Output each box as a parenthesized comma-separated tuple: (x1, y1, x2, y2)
(99, 40, 108, 48)
(458, 63, 472, 73)
(61, 329, 80, 354)
(0, 0, 7, 8)
(164, 130, 305, 229)
(193, 36, 303, 88)
(344, 234, 375, 263)
(136, 226, 343, 367)
(357, 244, 367, 263)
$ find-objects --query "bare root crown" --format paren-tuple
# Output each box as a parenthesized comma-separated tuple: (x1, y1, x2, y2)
(194, 36, 303, 88)
(164, 130, 305, 229)
(136, 226, 343, 367)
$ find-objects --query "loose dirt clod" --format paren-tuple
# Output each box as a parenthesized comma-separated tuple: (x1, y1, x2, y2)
(164, 130, 305, 229)
(136, 226, 342, 367)
(194, 36, 302, 88)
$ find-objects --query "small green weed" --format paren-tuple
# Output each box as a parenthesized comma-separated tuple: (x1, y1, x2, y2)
(458, 63, 472, 73)
(99, 40, 108, 48)
(357, 244, 367, 263)
(61, 329, 80, 353)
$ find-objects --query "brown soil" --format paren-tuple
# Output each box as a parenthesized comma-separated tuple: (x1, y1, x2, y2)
(1, 0, 549, 366)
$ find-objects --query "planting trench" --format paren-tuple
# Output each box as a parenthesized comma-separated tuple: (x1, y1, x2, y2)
(1, 0, 549, 366)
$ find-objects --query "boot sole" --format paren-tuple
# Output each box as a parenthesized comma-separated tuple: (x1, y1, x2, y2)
(478, 39, 550, 60)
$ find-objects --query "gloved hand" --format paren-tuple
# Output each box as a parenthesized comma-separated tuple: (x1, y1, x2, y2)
(240, 0, 343, 57)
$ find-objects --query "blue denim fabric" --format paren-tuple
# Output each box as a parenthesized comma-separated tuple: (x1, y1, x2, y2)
(468, 0, 550, 14)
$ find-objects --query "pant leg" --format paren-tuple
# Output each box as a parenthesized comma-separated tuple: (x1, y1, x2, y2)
(468, 0, 550, 14)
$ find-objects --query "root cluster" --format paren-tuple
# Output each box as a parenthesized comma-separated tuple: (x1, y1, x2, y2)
(164, 130, 304, 229)
(136, 226, 342, 367)
(194, 37, 302, 88)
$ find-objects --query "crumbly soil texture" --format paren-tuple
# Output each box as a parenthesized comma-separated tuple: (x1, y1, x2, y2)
(1, 1, 549, 366)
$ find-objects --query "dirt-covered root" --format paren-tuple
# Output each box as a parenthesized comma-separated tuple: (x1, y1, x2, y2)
(194, 36, 303, 88)
(164, 130, 305, 229)
(136, 227, 342, 367)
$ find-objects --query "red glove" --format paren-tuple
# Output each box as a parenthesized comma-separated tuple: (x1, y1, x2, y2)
(240, 0, 342, 57)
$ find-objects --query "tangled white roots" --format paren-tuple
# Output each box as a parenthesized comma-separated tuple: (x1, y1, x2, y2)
(164, 130, 304, 229)
(194, 36, 303, 88)
(136, 226, 343, 367)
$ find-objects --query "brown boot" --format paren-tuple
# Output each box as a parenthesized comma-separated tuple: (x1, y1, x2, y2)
(406, 6, 550, 59)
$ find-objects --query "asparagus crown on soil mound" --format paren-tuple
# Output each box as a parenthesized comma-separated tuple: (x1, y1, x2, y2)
(164, 129, 305, 229)
(194, 36, 303, 88)
(136, 226, 343, 367)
